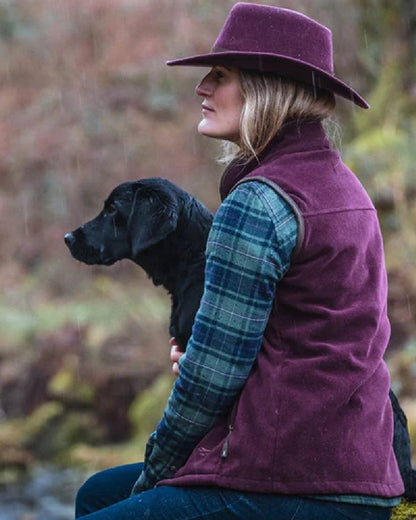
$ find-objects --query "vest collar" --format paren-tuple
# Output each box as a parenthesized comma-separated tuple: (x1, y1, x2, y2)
(219, 118, 330, 201)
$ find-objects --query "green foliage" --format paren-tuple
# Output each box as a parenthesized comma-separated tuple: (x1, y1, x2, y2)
(129, 373, 175, 439)
(389, 339, 416, 397)
(391, 499, 416, 520)
(22, 401, 64, 441)
(48, 366, 95, 407)
(345, 23, 416, 304)
(21, 402, 106, 463)
(346, 124, 412, 194)
(0, 272, 169, 348)
(346, 56, 416, 197)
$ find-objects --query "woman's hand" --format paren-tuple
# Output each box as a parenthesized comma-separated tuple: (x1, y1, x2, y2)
(170, 338, 185, 376)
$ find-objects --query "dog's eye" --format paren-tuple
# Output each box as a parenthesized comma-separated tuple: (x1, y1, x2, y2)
(106, 203, 118, 217)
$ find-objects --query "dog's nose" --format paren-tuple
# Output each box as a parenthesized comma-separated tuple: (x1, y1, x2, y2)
(64, 232, 75, 246)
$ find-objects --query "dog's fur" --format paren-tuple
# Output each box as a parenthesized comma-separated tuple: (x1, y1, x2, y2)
(65, 176, 415, 500)
(65, 177, 213, 350)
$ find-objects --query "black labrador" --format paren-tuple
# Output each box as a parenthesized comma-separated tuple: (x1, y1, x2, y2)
(65, 177, 213, 351)
(64, 177, 415, 499)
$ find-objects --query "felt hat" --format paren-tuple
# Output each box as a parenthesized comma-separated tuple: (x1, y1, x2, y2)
(167, 2, 369, 109)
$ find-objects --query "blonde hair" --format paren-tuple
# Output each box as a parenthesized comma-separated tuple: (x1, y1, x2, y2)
(220, 70, 336, 163)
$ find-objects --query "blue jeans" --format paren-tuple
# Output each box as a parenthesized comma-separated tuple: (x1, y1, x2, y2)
(75, 463, 392, 520)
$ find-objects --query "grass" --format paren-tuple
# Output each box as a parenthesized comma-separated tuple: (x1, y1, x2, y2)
(0, 273, 170, 349)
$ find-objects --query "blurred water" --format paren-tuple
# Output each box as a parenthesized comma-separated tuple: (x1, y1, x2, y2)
(0, 466, 86, 520)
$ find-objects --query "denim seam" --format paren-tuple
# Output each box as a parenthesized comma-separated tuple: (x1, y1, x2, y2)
(290, 500, 303, 520)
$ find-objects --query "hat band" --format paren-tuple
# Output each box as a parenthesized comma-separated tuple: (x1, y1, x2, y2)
(209, 45, 336, 76)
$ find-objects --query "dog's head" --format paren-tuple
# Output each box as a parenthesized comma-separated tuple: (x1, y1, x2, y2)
(64, 178, 180, 266)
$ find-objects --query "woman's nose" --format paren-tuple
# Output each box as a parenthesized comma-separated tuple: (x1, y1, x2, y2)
(195, 74, 212, 96)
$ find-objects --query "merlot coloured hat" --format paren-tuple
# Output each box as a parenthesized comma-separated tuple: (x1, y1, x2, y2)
(166, 2, 369, 109)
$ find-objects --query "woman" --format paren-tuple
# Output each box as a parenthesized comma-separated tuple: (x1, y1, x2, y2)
(75, 4, 404, 519)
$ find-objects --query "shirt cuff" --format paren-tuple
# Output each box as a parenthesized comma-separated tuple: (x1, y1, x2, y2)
(130, 431, 181, 494)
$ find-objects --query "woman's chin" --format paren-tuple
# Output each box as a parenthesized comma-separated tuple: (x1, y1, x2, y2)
(197, 121, 216, 138)
(197, 121, 240, 142)
(197, 123, 228, 141)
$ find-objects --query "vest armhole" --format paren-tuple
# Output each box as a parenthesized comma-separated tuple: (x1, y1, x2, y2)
(231, 176, 305, 258)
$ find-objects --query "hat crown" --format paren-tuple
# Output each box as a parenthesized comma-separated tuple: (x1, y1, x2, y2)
(166, 2, 369, 109)
(214, 3, 334, 74)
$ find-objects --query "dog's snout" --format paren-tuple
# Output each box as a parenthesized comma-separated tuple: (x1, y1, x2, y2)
(64, 232, 75, 246)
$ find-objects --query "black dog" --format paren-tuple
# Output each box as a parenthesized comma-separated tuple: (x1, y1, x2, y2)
(64, 177, 213, 351)
(65, 177, 415, 499)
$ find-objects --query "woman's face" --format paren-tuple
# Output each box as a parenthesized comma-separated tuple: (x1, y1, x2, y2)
(195, 66, 244, 143)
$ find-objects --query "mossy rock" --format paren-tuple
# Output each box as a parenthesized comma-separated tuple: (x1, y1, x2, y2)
(22, 401, 64, 444)
(128, 373, 174, 438)
(48, 365, 94, 406)
(22, 401, 104, 461)
(392, 500, 416, 520)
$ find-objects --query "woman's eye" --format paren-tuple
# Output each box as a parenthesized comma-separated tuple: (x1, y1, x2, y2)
(106, 203, 118, 217)
(210, 67, 226, 81)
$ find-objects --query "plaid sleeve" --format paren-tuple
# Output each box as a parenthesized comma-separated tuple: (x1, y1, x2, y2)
(131, 181, 298, 494)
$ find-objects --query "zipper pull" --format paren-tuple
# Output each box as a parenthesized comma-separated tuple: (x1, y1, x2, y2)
(221, 425, 234, 459)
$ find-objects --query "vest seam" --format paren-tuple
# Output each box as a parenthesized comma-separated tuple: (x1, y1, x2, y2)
(230, 176, 305, 258)
(303, 207, 376, 217)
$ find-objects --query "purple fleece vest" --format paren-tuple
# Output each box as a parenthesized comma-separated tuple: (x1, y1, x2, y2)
(164, 120, 404, 497)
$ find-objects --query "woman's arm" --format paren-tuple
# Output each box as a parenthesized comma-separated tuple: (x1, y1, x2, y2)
(132, 181, 298, 493)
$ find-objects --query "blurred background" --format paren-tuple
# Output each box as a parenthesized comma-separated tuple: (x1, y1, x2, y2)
(0, 0, 415, 518)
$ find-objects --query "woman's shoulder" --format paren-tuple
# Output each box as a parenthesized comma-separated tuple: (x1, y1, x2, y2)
(217, 180, 298, 248)
(229, 178, 290, 207)
(229, 179, 297, 223)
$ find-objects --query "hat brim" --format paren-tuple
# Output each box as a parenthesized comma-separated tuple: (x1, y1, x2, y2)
(166, 51, 369, 109)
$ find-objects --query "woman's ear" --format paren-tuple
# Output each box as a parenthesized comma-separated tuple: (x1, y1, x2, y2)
(128, 186, 179, 257)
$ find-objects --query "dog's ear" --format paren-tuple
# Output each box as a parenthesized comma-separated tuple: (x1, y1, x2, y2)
(129, 187, 179, 256)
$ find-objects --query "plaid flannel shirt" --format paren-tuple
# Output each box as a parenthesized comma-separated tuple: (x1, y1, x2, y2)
(132, 181, 296, 492)
(131, 181, 400, 508)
